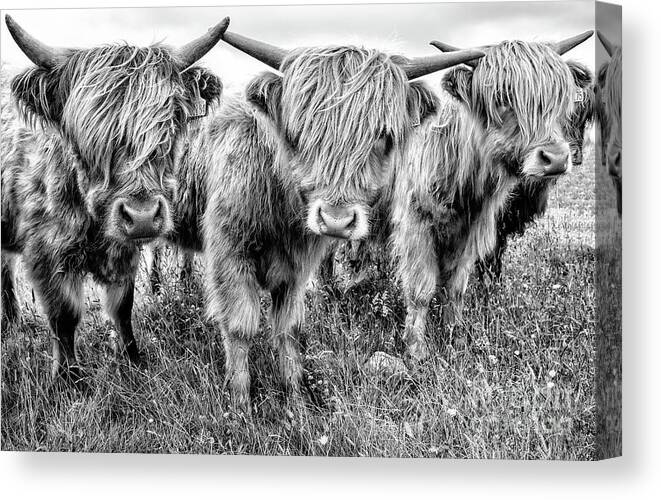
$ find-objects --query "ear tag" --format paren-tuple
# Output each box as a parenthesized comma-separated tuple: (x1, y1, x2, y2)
(574, 87, 585, 103)
(189, 98, 207, 120)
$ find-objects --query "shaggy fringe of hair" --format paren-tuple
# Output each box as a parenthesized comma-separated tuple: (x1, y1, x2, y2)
(567, 60, 595, 126)
(604, 48, 622, 137)
(471, 41, 574, 145)
(279, 46, 409, 191)
(13, 45, 195, 187)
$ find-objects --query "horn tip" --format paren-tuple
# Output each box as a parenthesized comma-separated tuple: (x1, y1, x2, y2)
(5, 14, 16, 29)
(429, 40, 449, 52)
(209, 17, 230, 37)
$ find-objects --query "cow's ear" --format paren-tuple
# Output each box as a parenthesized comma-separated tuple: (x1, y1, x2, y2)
(245, 71, 283, 126)
(182, 67, 223, 106)
(442, 66, 473, 105)
(407, 81, 440, 126)
(10, 67, 64, 127)
(566, 60, 593, 89)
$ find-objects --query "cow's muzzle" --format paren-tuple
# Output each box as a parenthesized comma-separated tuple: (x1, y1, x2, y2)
(522, 141, 572, 179)
(308, 201, 368, 240)
(537, 145, 570, 176)
(112, 196, 170, 242)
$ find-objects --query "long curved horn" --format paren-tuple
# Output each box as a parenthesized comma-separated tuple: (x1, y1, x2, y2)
(553, 30, 594, 55)
(174, 17, 230, 70)
(221, 31, 288, 71)
(5, 14, 69, 69)
(430, 40, 489, 68)
(597, 30, 615, 57)
(402, 48, 485, 80)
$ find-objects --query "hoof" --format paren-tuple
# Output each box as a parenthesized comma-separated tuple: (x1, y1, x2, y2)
(228, 391, 252, 418)
(406, 339, 431, 364)
(52, 365, 91, 393)
(127, 350, 146, 369)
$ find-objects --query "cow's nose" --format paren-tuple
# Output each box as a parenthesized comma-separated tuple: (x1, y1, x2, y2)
(115, 197, 165, 241)
(317, 203, 357, 238)
(538, 146, 570, 176)
(608, 149, 622, 179)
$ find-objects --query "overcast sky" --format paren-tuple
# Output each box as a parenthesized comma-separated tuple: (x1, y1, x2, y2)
(1, 1, 603, 91)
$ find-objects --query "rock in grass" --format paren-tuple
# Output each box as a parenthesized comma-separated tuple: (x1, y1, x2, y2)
(364, 351, 409, 380)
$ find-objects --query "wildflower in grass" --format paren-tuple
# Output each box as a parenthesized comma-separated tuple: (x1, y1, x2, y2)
(488, 354, 498, 365)
(514, 350, 521, 356)
(318, 435, 329, 446)
(148, 418, 154, 424)
(446, 408, 458, 417)
(549, 369, 557, 378)
(547, 381, 555, 389)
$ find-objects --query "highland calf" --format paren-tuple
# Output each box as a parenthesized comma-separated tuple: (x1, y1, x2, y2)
(1, 16, 228, 380)
(164, 31, 484, 410)
(390, 32, 593, 360)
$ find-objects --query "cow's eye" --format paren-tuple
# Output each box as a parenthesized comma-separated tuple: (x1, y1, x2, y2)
(496, 105, 511, 121)
(376, 132, 394, 156)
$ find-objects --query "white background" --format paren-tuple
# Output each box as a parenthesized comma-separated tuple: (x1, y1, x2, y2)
(1, 0, 657, 499)
(0, 1, 598, 89)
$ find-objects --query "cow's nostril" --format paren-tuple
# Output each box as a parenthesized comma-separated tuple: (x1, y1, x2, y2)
(119, 203, 133, 227)
(538, 149, 552, 166)
(347, 211, 357, 230)
(153, 198, 164, 224)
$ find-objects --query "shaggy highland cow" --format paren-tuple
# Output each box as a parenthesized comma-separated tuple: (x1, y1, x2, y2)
(597, 31, 622, 215)
(1, 15, 228, 380)
(163, 30, 484, 410)
(389, 32, 593, 361)
(472, 58, 595, 279)
(323, 37, 596, 289)
(594, 62, 610, 168)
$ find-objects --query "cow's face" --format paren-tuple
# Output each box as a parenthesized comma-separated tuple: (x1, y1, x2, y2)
(246, 47, 438, 240)
(564, 61, 595, 166)
(7, 16, 226, 245)
(602, 48, 622, 214)
(443, 41, 577, 181)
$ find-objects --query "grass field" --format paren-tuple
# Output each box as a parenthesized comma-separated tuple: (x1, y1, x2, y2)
(1, 137, 621, 459)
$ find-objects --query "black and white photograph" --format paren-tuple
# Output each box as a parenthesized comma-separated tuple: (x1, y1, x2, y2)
(0, 0, 622, 462)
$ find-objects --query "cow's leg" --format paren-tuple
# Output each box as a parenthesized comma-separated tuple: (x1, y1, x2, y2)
(34, 272, 84, 381)
(205, 250, 260, 414)
(489, 230, 507, 281)
(396, 224, 438, 362)
(180, 251, 194, 282)
(104, 277, 142, 366)
(270, 280, 306, 406)
(1, 253, 19, 324)
(442, 260, 472, 349)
